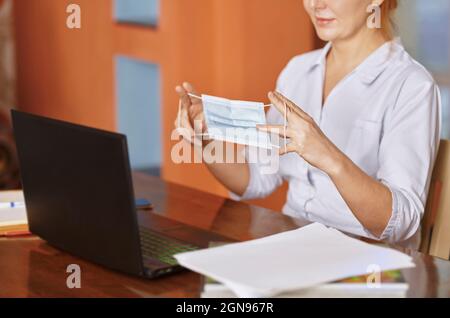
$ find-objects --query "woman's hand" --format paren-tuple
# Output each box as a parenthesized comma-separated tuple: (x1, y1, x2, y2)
(174, 82, 206, 143)
(258, 91, 345, 176)
(259, 91, 393, 237)
(174, 83, 250, 196)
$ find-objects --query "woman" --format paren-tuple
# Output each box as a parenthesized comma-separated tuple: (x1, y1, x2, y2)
(175, 0, 441, 249)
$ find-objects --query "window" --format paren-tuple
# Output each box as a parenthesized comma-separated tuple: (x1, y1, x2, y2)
(397, 0, 450, 138)
(116, 56, 161, 175)
(114, 0, 159, 27)
(114, 0, 162, 175)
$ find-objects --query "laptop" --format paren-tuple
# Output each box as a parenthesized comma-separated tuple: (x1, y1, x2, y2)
(11, 110, 231, 278)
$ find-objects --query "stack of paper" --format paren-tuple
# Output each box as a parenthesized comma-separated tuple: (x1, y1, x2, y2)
(201, 282, 409, 298)
(175, 223, 414, 298)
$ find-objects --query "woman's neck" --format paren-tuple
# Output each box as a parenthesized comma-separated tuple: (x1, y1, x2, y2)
(328, 29, 389, 71)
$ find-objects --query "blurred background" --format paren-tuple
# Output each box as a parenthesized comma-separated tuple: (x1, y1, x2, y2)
(0, 0, 448, 211)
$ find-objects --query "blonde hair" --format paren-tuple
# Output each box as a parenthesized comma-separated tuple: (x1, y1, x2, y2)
(380, 0, 398, 39)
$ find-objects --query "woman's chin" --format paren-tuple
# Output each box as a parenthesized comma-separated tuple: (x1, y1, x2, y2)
(315, 28, 339, 42)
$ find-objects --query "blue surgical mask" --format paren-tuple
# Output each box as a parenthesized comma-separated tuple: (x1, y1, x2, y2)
(201, 94, 277, 149)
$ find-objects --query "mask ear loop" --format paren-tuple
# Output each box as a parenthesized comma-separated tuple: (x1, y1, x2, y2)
(283, 101, 288, 154)
(188, 93, 202, 100)
(177, 99, 182, 130)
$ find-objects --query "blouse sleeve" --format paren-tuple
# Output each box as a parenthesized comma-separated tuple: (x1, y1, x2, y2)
(376, 70, 441, 243)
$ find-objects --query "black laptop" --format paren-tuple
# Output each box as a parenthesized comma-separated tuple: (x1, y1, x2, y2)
(11, 110, 229, 278)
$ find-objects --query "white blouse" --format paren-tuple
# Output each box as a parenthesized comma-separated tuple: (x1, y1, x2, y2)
(232, 39, 441, 249)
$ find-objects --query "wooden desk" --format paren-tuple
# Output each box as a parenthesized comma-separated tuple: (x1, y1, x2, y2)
(0, 173, 449, 298)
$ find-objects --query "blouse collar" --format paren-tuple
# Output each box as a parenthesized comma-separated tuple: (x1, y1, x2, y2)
(310, 37, 404, 85)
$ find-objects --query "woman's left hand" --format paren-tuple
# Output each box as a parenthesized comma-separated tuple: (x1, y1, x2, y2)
(258, 91, 344, 176)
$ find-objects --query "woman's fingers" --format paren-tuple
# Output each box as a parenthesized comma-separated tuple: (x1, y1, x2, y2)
(175, 85, 192, 114)
(268, 92, 300, 123)
(180, 117, 196, 143)
(267, 92, 286, 116)
(175, 82, 203, 138)
(272, 91, 310, 120)
(182, 82, 202, 105)
(257, 124, 298, 155)
(173, 95, 195, 142)
(279, 143, 297, 156)
(257, 124, 292, 138)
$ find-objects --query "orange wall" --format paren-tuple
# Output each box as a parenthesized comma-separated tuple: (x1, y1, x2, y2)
(14, 0, 314, 211)
(14, 0, 115, 130)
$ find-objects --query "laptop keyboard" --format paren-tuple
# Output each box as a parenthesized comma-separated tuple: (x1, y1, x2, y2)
(139, 227, 199, 266)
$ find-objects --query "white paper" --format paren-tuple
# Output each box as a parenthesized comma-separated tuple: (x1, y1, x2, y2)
(175, 223, 415, 298)
(0, 190, 28, 227)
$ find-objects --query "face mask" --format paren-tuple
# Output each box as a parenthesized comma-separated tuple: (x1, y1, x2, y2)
(200, 94, 278, 149)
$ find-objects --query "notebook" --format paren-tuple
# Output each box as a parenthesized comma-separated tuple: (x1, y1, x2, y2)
(0, 190, 28, 234)
(201, 248, 408, 298)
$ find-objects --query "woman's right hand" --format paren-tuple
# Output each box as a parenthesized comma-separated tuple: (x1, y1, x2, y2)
(174, 82, 206, 143)
(174, 83, 250, 196)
